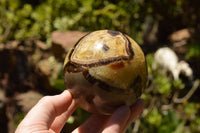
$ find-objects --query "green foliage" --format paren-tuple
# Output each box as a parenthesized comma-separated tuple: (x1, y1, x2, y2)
(0, 0, 153, 44)
(146, 53, 154, 75)
(190, 116, 200, 132)
(67, 116, 75, 124)
(155, 75, 172, 95)
(74, 107, 91, 124)
(1, 0, 199, 42)
(51, 78, 66, 91)
(184, 103, 197, 116)
(1, 0, 199, 43)
(186, 42, 200, 59)
(172, 79, 185, 90)
(138, 53, 200, 133)
(142, 109, 187, 133)
(145, 109, 162, 127)
(14, 112, 25, 129)
(50, 69, 66, 91)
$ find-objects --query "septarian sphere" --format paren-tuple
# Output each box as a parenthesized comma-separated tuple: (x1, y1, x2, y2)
(63, 30, 147, 115)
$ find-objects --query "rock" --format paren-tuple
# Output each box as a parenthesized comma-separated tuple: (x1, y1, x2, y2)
(51, 31, 88, 61)
(169, 28, 194, 42)
(153, 47, 179, 80)
(153, 47, 193, 80)
(15, 91, 43, 113)
(51, 31, 88, 50)
(0, 41, 20, 51)
(37, 56, 62, 80)
(35, 40, 48, 50)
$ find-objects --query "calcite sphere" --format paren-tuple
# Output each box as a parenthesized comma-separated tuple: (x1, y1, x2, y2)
(63, 30, 147, 115)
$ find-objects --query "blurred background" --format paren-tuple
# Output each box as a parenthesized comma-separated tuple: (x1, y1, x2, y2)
(0, 0, 200, 133)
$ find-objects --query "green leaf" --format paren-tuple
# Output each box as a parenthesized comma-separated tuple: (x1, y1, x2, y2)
(67, 116, 75, 124)
(173, 79, 185, 90)
(146, 109, 162, 127)
(155, 76, 172, 95)
(51, 79, 66, 91)
(172, 121, 185, 133)
(186, 43, 200, 59)
(184, 103, 197, 116)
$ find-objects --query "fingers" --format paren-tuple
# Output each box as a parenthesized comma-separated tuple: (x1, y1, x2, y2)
(72, 114, 111, 133)
(102, 100, 144, 133)
(122, 99, 144, 132)
(102, 105, 131, 133)
(16, 90, 144, 133)
(73, 105, 132, 133)
(73, 100, 144, 133)
(16, 90, 73, 133)
(50, 100, 78, 133)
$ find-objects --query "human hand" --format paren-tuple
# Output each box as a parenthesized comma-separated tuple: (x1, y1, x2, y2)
(15, 90, 144, 133)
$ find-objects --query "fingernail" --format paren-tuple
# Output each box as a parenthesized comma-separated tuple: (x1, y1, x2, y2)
(114, 105, 131, 118)
(134, 99, 145, 109)
(130, 99, 145, 114)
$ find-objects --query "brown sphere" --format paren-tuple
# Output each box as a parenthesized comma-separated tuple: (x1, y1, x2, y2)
(63, 30, 147, 115)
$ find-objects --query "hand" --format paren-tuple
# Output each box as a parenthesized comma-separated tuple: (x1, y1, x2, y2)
(15, 90, 144, 133)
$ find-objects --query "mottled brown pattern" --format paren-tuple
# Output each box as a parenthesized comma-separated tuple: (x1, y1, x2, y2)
(107, 30, 120, 36)
(109, 62, 125, 70)
(102, 44, 110, 51)
(63, 30, 147, 114)
(82, 70, 125, 93)
(67, 34, 88, 60)
(67, 55, 130, 68)
(82, 70, 96, 84)
(123, 35, 134, 60)
(64, 61, 85, 73)
(66, 30, 134, 67)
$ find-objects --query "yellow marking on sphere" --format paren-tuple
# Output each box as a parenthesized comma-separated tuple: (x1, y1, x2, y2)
(71, 30, 128, 63)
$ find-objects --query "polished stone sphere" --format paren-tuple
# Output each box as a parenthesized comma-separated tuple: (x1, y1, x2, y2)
(63, 30, 147, 115)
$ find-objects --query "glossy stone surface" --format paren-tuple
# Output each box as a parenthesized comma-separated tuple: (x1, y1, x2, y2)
(64, 30, 147, 115)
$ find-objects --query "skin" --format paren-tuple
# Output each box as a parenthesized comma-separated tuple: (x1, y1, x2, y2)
(15, 90, 144, 133)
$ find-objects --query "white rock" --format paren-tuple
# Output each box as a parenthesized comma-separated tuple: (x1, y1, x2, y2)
(153, 47, 193, 80)
(177, 60, 193, 80)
